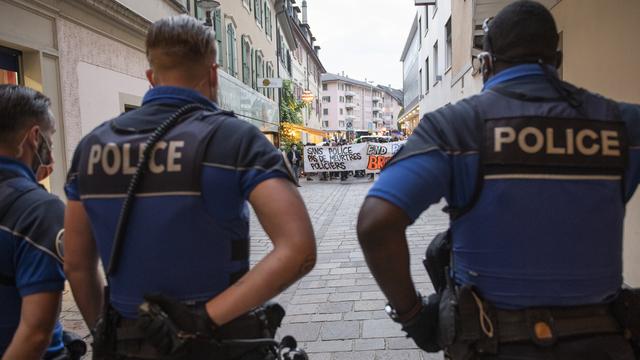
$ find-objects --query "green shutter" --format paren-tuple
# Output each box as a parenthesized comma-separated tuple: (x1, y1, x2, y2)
(214, 10, 222, 41)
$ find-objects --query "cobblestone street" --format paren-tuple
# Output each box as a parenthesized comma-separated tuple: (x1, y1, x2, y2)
(61, 180, 449, 359)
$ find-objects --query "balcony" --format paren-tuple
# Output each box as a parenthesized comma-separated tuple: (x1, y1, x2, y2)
(345, 102, 356, 109)
(346, 91, 357, 97)
(372, 96, 383, 103)
(346, 115, 357, 121)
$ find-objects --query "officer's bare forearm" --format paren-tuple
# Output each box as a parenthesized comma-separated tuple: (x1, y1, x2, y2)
(206, 244, 315, 325)
(3, 292, 61, 360)
(358, 197, 418, 314)
(66, 269, 104, 328)
(206, 178, 316, 325)
(2, 327, 51, 360)
(64, 201, 105, 328)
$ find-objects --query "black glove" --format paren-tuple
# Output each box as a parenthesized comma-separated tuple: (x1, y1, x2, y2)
(137, 294, 219, 356)
(401, 294, 441, 353)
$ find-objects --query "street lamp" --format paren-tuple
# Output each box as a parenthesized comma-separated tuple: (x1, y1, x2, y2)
(196, 0, 221, 26)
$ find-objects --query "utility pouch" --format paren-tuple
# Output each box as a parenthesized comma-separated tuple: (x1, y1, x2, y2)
(438, 274, 457, 348)
(424, 231, 451, 294)
(444, 286, 498, 360)
(612, 288, 640, 347)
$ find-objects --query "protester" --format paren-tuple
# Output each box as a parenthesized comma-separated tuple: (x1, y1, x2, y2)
(287, 144, 302, 179)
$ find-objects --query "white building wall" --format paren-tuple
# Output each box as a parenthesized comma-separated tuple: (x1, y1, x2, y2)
(418, 0, 454, 116)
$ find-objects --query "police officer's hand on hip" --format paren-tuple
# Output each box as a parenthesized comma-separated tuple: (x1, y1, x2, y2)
(358, 1, 640, 359)
(63, 15, 316, 360)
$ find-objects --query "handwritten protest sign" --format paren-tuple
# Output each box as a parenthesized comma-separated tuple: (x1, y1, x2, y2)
(303, 143, 367, 171)
(303, 141, 405, 173)
(365, 142, 404, 173)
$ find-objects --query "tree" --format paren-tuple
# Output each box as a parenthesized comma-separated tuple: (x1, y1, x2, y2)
(279, 80, 306, 147)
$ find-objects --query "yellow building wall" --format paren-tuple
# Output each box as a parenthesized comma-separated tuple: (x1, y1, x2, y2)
(552, 0, 640, 286)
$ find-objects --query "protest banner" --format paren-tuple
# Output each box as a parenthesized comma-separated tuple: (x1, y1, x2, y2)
(365, 141, 405, 173)
(303, 143, 367, 172)
(303, 141, 405, 173)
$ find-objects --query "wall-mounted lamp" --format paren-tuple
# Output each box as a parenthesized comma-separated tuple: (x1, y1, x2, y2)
(196, 0, 221, 26)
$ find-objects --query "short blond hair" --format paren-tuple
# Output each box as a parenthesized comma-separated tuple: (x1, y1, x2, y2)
(146, 15, 216, 78)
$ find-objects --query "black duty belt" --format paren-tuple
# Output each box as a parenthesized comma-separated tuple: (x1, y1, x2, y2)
(495, 305, 621, 346)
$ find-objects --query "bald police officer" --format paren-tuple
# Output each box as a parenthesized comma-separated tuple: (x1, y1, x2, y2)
(64, 15, 316, 359)
(358, 2, 639, 359)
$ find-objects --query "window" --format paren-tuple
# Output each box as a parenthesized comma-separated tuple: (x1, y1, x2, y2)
(418, 18, 422, 47)
(226, 24, 237, 77)
(433, 41, 439, 83)
(265, 62, 273, 99)
(241, 36, 252, 86)
(425, 57, 430, 93)
(322, 96, 331, 102)
(323, 109, 329, 115)
(322, 83, 328, 91)
(323, 120, 329, 128)
(254, 0, 262, 26)
(339, 96, 344, 103)
(213, 9, 223, 66)
(0, 47, 21, 85)
(254, 51, 263, 92)
(445, 18, 452, 70)
(339, 121, 345, 128)
(264, 2, 272, 39)
(340, 108, 343, 115)
(424, 6, 429, 33)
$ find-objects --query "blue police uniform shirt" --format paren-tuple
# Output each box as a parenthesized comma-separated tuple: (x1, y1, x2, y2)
(65, 86, 294, 318)
(369, 64, 640, 309)
(0, 157, 65, 356)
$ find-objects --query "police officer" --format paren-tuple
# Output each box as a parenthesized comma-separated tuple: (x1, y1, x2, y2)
(63, 15, 316, 359)
(0, 85, 68, 359)
(357, 1, 639, 359)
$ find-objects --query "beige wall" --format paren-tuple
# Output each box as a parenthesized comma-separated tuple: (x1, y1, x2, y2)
(56, 17, 148, 160)
(218, 0, 277, 82)
(117, 0, 183, 22)
(552, 0, 640, 286)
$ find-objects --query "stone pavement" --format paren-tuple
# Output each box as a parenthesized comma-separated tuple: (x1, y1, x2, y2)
(61, 180, 449, 359)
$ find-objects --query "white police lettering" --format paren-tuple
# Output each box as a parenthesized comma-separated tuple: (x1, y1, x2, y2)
(494, 127, 516, 152)
(494, 126, 621, 157)
(87, 141, 185, 175)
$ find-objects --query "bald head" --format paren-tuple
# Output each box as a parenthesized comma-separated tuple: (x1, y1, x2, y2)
(146, 15, 217, 83)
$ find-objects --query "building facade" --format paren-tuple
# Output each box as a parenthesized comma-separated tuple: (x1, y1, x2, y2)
(0, 0, 174, 198)
(274, 0, 326, 144)
(321, 73, 400, 139)
(399, 0, 640, 286)
(0, 0, 319, 197)
(398, 15, 421, 135)
(185, 0, 281, 137)
(377, 85, 404, 134)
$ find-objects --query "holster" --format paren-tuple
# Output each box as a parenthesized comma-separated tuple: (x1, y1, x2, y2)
(612, 288, 640, 349)
(424, 231, 451, 294)
(440, 286, 498, 360)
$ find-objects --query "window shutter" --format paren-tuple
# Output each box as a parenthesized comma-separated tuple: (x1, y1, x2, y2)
(214, 10, 222, 41)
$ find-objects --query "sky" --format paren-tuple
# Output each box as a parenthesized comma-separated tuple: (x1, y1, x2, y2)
(306, 0, 416, 90)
